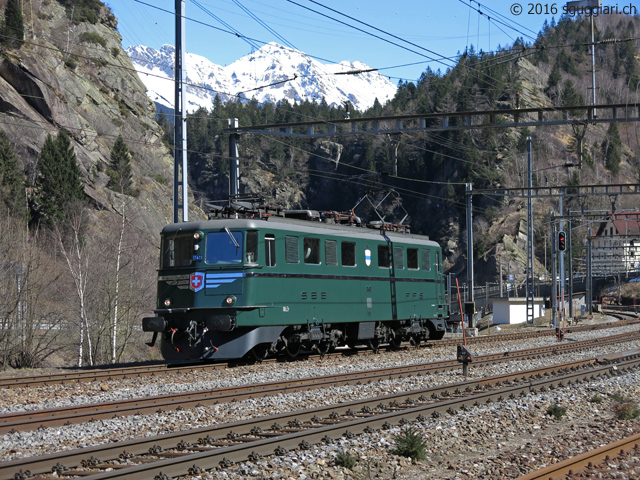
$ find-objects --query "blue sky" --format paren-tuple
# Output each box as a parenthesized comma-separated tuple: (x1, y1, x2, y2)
(103, 0, 621, 83)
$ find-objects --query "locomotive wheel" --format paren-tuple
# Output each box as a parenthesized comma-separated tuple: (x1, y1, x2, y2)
(249, 344, 269, 362)
(367, 338, 380, 353)
(389, 332, 403, 349)
(314, 341, 332, 356)
(428, 327, 446, 340)
(285, 339, 301, 358)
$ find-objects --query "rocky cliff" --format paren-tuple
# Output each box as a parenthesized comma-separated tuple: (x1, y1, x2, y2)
(0, 0, 195, 238)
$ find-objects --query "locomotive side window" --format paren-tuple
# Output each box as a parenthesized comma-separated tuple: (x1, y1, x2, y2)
(378, 245, 390, 268)
(285, 236, 299, 263)
(162, 235, 193, 267)
(304, 237, 320, 264)
(341, 241, 356, 266)
(394, 246, 404, 269)
(407, 248, 419, 269)
(265, 234, 276, 267)
(325, 240, 338, 266)
(435, 251, 441, 273)
(205, 231, 243, 265)
(422, 249, 431, 271)
(246, 231, 258, 264)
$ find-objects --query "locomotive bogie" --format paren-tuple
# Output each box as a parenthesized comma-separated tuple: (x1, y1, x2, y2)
(144, 217, 448, 361)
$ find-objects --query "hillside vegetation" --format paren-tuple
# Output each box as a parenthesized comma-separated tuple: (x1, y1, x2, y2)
(173, 13, 640, 282)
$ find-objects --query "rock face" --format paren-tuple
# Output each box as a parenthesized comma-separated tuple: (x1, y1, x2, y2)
(0, 1, 197, 235)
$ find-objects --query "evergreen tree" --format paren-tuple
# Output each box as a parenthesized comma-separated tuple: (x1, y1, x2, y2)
(546, 62, 562, 99)
(603, 123, 622, 176)
(33, 130, 84, 226)
(0, 130, 25, 217)
(107, 135, 133, 194)
(3, 0, 24, 49)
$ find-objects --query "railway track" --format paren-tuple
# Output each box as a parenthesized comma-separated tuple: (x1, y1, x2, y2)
(515, 432, 640, 480)
(4, 350, 639, 480)
(0, 316, 637, 390)
(3, 329, 640, 435)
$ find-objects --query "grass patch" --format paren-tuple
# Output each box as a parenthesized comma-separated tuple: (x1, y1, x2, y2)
(80, 32, 107, 48)
(335, 450, 357, 470)
(546, 404, 567, 420)
(390, 426, 428, 461)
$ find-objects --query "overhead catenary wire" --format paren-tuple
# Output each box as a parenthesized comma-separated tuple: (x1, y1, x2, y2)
(230, 0, 297, 50)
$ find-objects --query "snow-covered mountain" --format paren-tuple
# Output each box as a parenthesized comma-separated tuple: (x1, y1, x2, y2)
(126, 42, 397, 113)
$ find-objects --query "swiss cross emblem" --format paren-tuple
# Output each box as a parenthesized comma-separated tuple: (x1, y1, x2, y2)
(190, 272, 204, 292)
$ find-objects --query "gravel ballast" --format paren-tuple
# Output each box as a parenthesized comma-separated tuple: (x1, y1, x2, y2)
(1, 321, 639, 479)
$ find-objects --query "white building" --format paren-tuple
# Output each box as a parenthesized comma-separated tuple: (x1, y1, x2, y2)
(492, 297, 545, 325)
(592, 211, 640, 275)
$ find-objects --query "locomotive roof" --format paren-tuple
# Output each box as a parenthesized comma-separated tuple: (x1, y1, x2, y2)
(161, 216, 440, 247)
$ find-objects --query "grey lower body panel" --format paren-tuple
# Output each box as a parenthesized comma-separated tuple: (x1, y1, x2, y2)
(201, 325, 286, 360)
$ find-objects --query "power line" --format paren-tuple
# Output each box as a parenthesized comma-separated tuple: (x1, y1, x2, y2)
(231, 0, 297, 50)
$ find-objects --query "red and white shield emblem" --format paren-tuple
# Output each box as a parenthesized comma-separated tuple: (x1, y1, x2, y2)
(190, 272, 204, 292)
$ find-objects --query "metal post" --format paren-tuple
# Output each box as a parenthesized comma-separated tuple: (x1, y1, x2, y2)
(587, 227, 593, 314)
(526, 137, 535, 323)
(228, 118, 240, 198)
(568, 220, 573, 320)
(559, 192, 565, 327)
(499, 255, 503, 297)
(590, 11, 597, 118)
(551, 212, 558, 327)
(173, 0, 188, 223)
(466, 183, 475, 327)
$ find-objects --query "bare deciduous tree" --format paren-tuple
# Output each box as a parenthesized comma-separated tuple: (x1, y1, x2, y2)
(53, 202, 94, 367)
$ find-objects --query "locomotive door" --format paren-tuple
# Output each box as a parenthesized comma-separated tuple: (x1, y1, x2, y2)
(384, 237, 398, 320)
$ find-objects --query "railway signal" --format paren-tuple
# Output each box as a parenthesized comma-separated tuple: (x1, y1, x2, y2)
(558, 231, 566, 251)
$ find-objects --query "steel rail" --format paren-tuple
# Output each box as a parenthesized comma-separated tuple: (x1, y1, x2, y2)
(0, 317, 636, 390)
(2, 330, 640, 435)
(514, 432, 640, 480)
(4, 355, 639, 480)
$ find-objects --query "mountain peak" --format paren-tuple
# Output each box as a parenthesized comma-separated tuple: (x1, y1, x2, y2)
(127, 43, 396, 112)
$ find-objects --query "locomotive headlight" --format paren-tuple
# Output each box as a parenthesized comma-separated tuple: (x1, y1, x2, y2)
(225, 295, 236, 306)
(163, 298, 172, 307)
(193, 231, 203, 241)
(193, 244, 200, 251)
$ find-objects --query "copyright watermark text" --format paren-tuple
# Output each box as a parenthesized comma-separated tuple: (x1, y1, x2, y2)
(510, 3, 637, 16)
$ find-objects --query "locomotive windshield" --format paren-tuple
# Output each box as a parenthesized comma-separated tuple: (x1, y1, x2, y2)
(205, 231, 244, 265)
(161, 234, 193, 268)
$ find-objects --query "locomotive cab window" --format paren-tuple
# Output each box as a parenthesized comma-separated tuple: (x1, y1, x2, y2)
(407, 248, 419, 270)
(378, 245, 390, 268)
(246, 231, 258, 264)
(205, 231, 243, 265)
(435, 251, 441, 273)
(341, 241, 356, 266)
(325, 240, 338, 266)
(304, 237, 320, 264)
(162, 234, 193, 268)
(265, 234, 276, 267)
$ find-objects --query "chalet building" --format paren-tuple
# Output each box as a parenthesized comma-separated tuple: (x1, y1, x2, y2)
(592, 211, 640, 275)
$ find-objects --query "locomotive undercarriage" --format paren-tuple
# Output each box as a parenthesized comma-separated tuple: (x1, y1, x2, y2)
(144, 311, 446, 362)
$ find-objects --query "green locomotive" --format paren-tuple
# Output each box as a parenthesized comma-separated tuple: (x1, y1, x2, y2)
(143, 210, 448, 361)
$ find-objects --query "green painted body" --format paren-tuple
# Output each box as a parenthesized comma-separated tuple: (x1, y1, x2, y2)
(148, 216, 448, 360)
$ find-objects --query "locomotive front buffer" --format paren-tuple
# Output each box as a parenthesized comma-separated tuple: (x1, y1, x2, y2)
(457, 344, 474, 376)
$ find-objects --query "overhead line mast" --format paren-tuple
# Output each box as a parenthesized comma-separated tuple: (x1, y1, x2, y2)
(174, 0, 188, 223)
